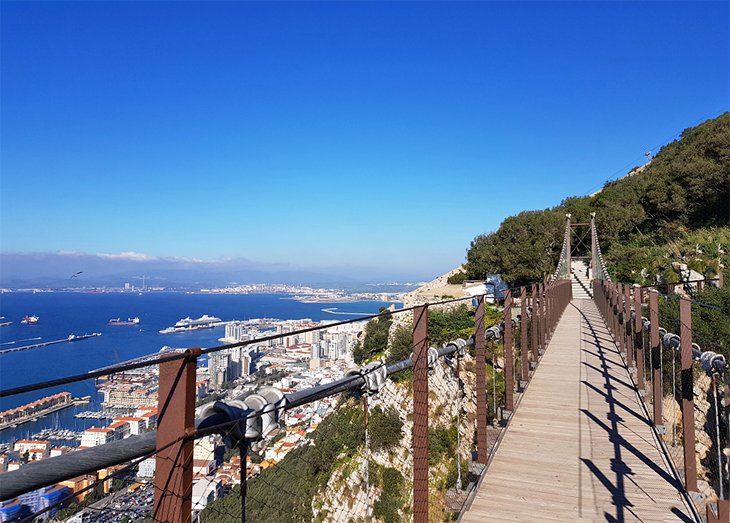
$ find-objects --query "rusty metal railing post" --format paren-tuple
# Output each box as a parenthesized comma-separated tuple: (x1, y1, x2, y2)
(530, 284, 539, 363)
(707, 501, 730, 523)
(679, 296, 699, 493)
(610, 283, 615, 336)
(617, 283, 625, 354)
(520, 287, 529, 388)
(539, 283, 546, 353)
(153, 348, 200, 523)
(504, 290, 514, 414)
(624, 284, 632, 369)
(475, 296, 488, 465)
(634, 285, 645, 394)
(649, 291, 663, 429)
(412, 304, 429, 523)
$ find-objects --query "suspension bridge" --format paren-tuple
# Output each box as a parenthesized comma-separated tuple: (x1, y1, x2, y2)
(0, 214, 726, 522)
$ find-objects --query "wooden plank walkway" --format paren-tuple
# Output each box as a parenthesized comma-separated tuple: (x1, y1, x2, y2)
(462, 299, 694, 522)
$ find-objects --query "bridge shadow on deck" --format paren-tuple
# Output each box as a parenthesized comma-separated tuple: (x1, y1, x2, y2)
(575, 303, 692, 523)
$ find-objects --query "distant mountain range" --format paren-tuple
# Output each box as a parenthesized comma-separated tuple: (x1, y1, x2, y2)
(0, 251, 430, 290)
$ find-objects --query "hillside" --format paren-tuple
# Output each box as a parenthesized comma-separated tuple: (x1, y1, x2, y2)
(457, 113, 730, 287)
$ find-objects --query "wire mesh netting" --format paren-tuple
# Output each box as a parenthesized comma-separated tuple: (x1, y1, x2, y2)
(658, 298, 686, 482)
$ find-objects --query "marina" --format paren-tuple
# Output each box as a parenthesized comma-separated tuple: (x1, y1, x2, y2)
(0, 394, 90, 431)
(31, 428, 82, 442)
(75, 408, 135, 420)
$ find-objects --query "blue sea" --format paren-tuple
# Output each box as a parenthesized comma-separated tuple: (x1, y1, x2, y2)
(0, 291, 397, 443)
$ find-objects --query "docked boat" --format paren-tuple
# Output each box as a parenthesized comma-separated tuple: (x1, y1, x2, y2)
(21, 315, 39, 325)
(159, 314, 222, 334)
(108, 317, 140, 326)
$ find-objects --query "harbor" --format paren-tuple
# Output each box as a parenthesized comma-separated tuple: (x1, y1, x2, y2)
(0, 332, 101, 355)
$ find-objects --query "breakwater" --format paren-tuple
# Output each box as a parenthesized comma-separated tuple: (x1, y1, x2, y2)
(0, 333, 101, 355)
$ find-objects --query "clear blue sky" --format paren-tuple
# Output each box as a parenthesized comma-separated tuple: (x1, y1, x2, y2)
(2, 1, 728, 280)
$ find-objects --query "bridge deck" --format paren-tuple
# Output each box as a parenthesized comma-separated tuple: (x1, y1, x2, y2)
(462, 299, 692, 522)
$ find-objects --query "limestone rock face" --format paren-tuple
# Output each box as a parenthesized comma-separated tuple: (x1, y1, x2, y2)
(312, 352, 477, 522)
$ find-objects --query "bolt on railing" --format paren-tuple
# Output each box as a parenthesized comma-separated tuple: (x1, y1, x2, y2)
(593, 275, 727, 522)
(0, 279, 574, 522)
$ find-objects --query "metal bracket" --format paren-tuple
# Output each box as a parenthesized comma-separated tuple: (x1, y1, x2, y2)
(655, 424, 666, 435)
(346, 361, 388, 396)
(198, 387, 287, 452)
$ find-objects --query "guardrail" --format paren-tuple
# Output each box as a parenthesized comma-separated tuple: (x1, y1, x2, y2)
(0, 280, 572, 522)
(593, 277, 727, 522)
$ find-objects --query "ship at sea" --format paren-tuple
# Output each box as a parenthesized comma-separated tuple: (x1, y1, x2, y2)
(21, 315, 39, 325)
(159, 314, 222, 334)
(107, 317, 140, 326)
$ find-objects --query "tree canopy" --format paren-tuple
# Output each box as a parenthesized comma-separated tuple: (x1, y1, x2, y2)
(460, 113, 730, 286)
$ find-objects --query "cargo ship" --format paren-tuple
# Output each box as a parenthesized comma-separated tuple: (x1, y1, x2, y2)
(159, 314, 222, 334)
(21, 315, 39, 325)
(108, 317, 140, 326)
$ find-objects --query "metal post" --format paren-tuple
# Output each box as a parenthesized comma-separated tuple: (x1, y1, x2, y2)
(634, 285, 645, 393)
(707, 501, 730, 523)
(520, 287, 529, 387)
(624, 285, 632, 367)
(531, 284, 539, 363)
(153, 348, 200, 523)
(475, 296, 488, 465)
(590, 213, 596, 280)
(566, 214, 572, 276)
(617, 283, 625, 354)
(679, 296, 699, 493)
(649, 291, 663, 429)
(239, 441, 248, 523)
(412, 305, 429, 523)
(504, 290, 514, 414)
(539, 283, 546, 353)
(363, 394, 369, 493)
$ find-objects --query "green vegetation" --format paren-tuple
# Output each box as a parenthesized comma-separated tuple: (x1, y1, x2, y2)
(428, 424, 457, 466)
(201, 401, 365, 523)
(461, 113, 730, 286)
(428, 304, 476, 346)
(370, 463, 408, 523)
(368, 406, 404, 452)
(659, 286, 730, 357)
(352, 308, 393, 364)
